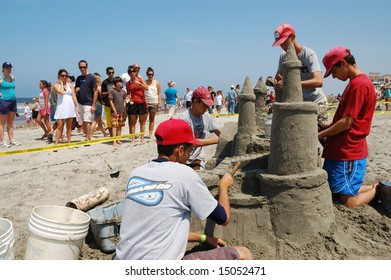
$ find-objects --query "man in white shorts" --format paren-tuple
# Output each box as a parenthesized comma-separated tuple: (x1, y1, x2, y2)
(75, 60, 97, 141)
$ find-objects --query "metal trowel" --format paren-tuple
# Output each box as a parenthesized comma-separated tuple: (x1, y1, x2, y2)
(105, 159, 120, 178)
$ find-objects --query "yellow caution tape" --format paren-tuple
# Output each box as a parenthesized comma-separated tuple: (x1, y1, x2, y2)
(0, 132, 144, 157)
(211, 113, 239, 117)
(328, 110, 391, 117)
(328, 101, 391, 108)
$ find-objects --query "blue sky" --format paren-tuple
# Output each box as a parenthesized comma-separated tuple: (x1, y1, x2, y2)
(2, 0, 390, 98)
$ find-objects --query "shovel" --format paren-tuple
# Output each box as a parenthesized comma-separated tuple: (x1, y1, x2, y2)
(230, 162, 241, 176)
(105, 159, 120, 178)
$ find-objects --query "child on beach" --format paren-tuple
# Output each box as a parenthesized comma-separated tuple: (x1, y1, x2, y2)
(109, 77, 126, 146)
(319, 46, 377, 208)
(23, 102, 32, 129)
(31, 97, 39, 129)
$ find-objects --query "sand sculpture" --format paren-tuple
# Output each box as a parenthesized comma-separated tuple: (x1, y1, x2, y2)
(254, 76, 268, 133)
(192, 42, 335, 256)
(233, 77, 256, 156)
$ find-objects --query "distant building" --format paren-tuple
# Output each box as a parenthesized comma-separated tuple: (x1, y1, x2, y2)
(368, 72, 391, 100)
(369, 72, 391, 87)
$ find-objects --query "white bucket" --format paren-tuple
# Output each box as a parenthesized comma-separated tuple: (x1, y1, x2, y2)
(24, 205, 90, 260)
(0, 218, 14, 260)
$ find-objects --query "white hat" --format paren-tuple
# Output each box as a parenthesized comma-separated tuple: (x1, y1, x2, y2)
(230, 85, 235, 88)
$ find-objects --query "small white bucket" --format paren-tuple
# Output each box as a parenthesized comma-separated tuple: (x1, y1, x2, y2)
(24, 205, 90, 260)
(0, 218, 15, 260)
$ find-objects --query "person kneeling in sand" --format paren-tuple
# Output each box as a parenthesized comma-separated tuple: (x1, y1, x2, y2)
(115, 119, 251, 260)
(319, 46, 378, 208)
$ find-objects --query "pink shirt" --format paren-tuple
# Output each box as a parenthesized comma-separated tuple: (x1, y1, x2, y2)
(38, 88, 50, 109)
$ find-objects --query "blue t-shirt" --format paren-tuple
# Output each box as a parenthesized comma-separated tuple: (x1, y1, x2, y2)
(0, 75, 16, 101)
(165, 88, 178, 105)
(227, 90, 237, 99)
(75, 73, 97, 106)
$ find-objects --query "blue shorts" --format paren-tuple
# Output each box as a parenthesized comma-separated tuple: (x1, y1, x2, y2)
(323, 158, 367, 196)
(95, 103, 103, 117)
(0, 100, 17, 114)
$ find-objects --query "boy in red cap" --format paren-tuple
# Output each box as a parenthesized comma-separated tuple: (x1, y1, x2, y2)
(179, 86, 221, 170)
(272, 23, 329, 128)
(319, 46, 377, 208)
(115, 119, 251, 260)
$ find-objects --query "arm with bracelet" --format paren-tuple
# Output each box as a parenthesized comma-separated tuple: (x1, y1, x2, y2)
(188, 232, 227, 248)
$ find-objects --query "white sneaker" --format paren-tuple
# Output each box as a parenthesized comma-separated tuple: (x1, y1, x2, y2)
(1, 141, 11, 148)
(10, 139, 21, 146)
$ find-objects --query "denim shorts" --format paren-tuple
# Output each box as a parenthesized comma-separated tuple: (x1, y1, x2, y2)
(95, 103, 103, 117)
(323, 158, 367, 196)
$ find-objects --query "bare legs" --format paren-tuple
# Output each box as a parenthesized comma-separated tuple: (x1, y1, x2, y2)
(129, 115, 138, 144)
(148, 111, 156, 138)
(112, 125, 122, 146)
(55, 118, 74, 145)
(36, 113, 51, 139)
(0, 113, 10, 142)
(90, 116, 106, 137)
(340, 183, 378, 208)
(83, 122, 92, 141)
(139, 114, 147, 143)
(55, 119, 64, 145)
(129, 113, 147, 144)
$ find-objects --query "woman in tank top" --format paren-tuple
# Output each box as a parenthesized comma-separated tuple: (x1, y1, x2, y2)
(144, 67, 162, 139)
(36, 80, 51, 140)
(0, 62, 20, 147)
(126, 66, 149, 144)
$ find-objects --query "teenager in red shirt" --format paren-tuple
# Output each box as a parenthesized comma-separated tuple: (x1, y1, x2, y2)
(319, 46, 377, 208)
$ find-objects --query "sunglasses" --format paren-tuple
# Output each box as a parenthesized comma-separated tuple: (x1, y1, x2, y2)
(147, 73, 154, 76)
(108, 72, 114, 74)
(79, 66, 87, 69)
(61, 74, 68, 77)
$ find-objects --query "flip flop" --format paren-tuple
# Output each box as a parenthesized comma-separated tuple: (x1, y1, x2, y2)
(47, 133, 53, 143)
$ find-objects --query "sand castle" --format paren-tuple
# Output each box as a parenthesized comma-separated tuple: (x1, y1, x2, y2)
(192, 42, 335, 256)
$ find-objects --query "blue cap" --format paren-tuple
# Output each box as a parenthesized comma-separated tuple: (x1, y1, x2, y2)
(2, 62, 12, 68)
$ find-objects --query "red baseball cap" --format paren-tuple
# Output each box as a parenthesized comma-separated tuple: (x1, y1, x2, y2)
(155, 119, 203, 146)
(322, 46, 350, 78)
(272, 24, 295, 47)
(192, 86, 215, 106)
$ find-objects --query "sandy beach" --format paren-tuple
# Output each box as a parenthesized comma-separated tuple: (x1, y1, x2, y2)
(1, 111, 391, 260)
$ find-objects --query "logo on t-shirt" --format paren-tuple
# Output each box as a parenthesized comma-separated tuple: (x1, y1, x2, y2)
(194, 124, 205, 139)
(125, 176, 172, 206)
